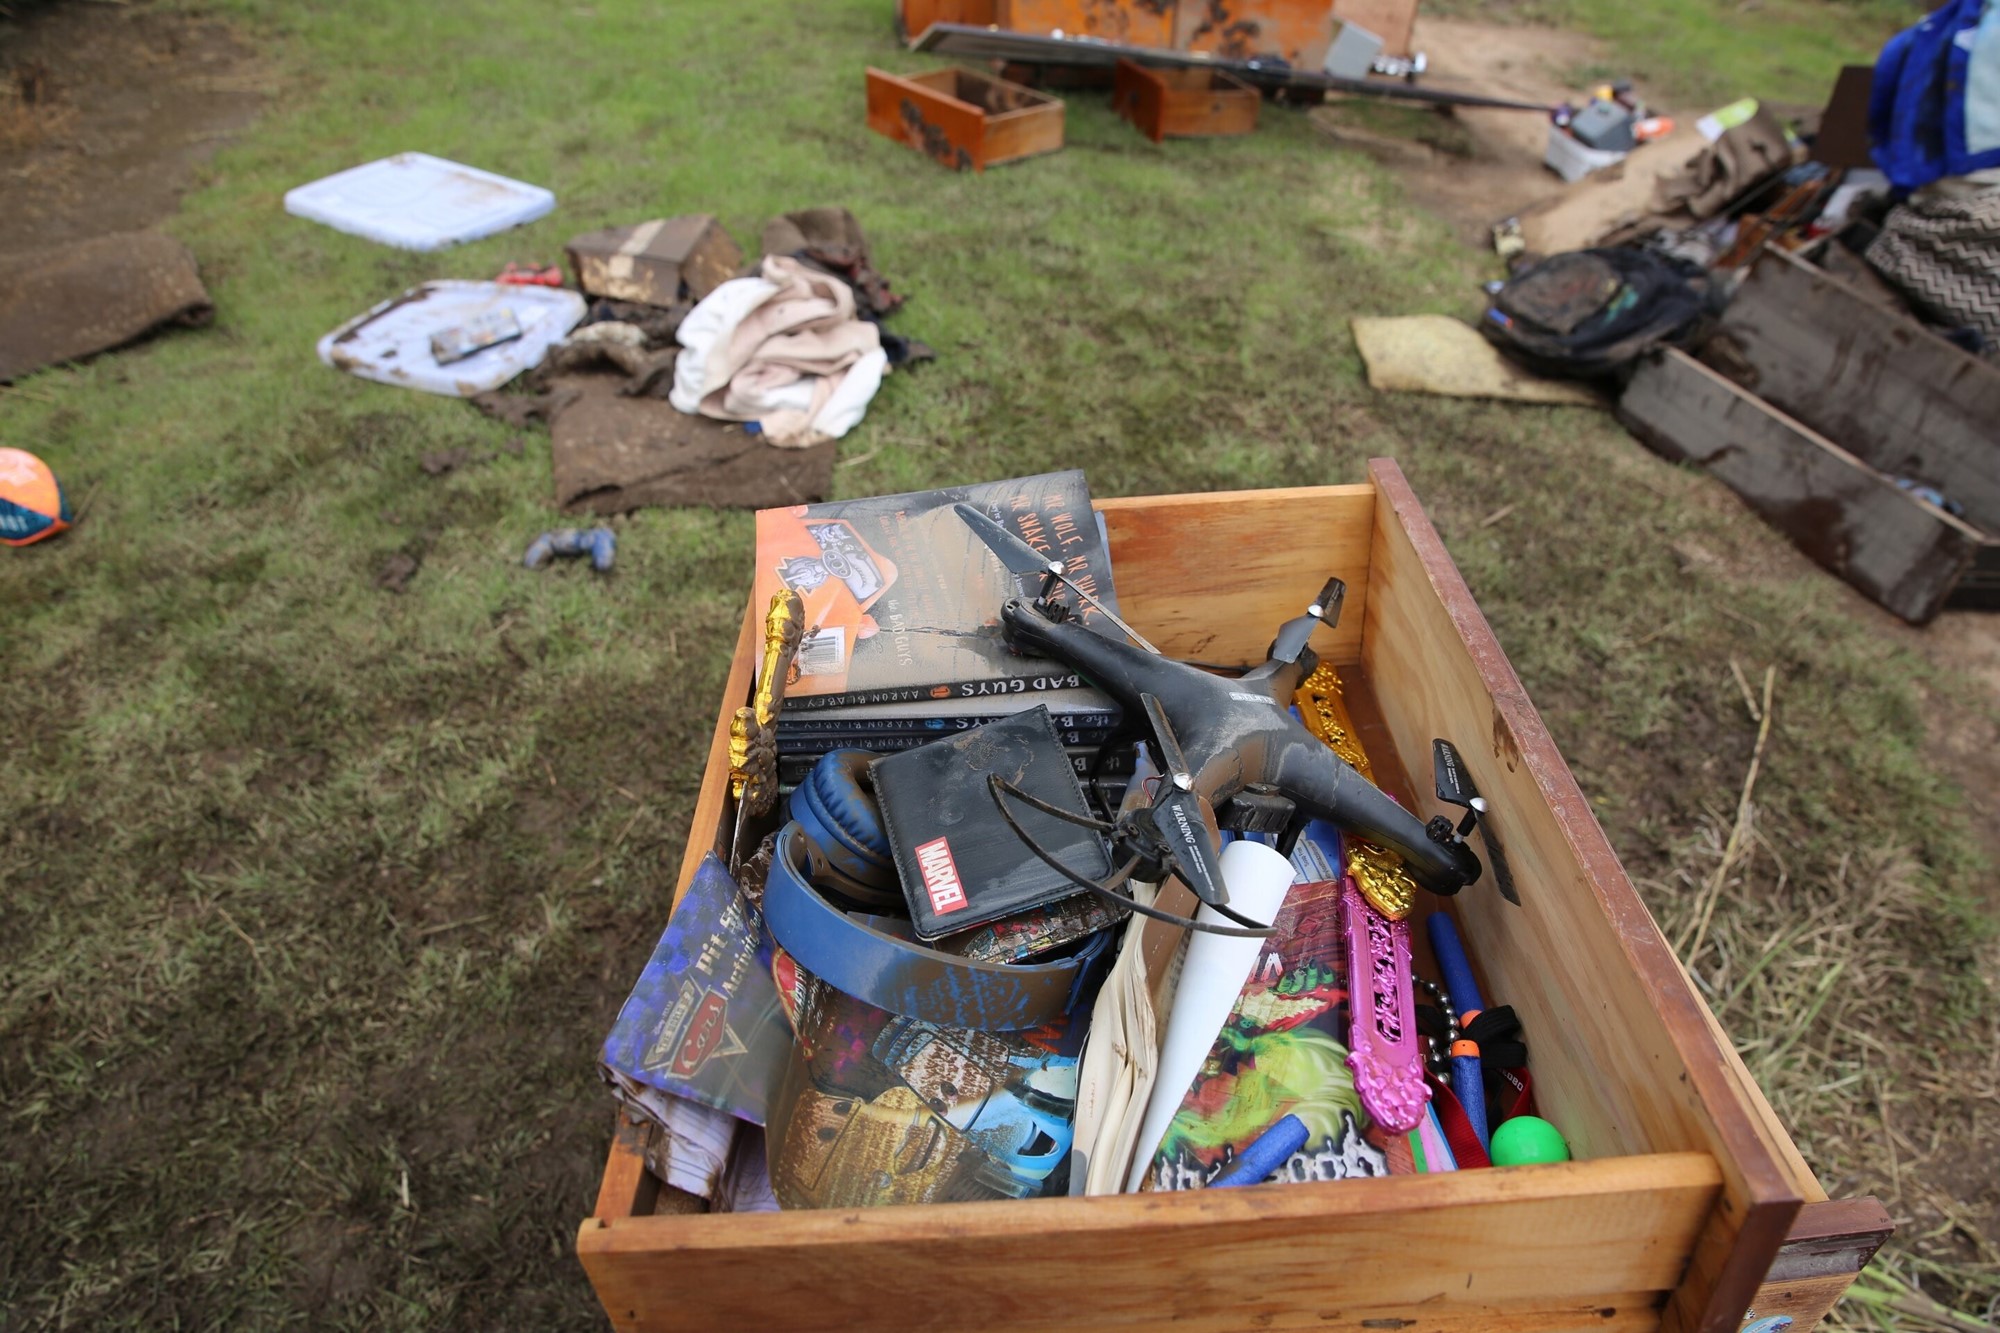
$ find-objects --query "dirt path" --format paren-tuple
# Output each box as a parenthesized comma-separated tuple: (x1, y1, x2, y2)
(0, 0, 266, 254)
(1309, 18, 1686, 247)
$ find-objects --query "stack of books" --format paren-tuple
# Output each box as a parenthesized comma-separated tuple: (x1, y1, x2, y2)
(753, 469, 1135, 787)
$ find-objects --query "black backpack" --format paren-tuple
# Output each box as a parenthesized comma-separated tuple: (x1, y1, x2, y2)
(1480, 247, 1710, 379)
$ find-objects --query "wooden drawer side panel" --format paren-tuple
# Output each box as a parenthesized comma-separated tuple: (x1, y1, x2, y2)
(579, 1153, 1722, 1332)
(1619, 347, 1984, 625)
(1096, 484, 1374, 665)
(866, 67, 987, 170)
(1358, 458, 1801, 1333)
(1713, 245, 2000, 535)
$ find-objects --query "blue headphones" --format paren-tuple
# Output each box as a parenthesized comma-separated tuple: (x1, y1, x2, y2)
(785, 749, 902, 911)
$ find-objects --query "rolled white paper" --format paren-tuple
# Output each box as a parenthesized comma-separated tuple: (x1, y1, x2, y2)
(1124, 839, 1296, 1191)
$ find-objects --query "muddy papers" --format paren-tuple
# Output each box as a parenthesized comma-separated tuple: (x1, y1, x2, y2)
(550, 370, 835, 514)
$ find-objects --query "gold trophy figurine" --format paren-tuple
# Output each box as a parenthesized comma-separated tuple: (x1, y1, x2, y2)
(727, 590, 805, 871)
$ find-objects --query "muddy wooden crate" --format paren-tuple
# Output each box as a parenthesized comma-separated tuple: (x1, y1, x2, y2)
(865, 65, 1064, 171)
(1113, 59, 1260, 142)
(578, 460, 1888, 1332)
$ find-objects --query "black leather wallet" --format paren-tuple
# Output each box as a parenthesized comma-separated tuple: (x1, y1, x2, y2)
(872, 706, 1114, 941)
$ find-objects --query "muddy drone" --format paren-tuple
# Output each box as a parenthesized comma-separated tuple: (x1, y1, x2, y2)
(955, 503, 1496, 936)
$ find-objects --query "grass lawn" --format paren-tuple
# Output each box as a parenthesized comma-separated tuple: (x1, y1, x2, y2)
(2, 0, 1993, 1328)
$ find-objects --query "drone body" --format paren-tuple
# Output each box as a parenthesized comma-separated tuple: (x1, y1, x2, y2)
(999, 598, 1482, 904)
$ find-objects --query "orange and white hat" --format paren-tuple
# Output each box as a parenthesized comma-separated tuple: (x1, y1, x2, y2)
(0, 447, 71, 546)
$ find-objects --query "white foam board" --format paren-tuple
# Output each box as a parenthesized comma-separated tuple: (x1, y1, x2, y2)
(285, 152, 555, 252)
(316, 281, 585, 397)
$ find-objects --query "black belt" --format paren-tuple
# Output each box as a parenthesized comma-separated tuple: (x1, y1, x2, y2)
(764, 821, 1110, 1031)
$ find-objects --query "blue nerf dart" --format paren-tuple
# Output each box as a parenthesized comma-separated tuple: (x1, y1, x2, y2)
(1208, 1114, 1311, 1189)
(1426, 913, 1491, 1154)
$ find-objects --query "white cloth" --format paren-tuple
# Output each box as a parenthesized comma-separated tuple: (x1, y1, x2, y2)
(670, 256, 886, 447)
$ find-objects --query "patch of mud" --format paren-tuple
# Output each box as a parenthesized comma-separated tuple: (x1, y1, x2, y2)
(0, 1, 266, 254)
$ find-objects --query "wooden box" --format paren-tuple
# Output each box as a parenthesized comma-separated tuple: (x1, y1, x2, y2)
(1175, 0, 1335, 72)
(1621, 245, 2000, 624)
(999, 0, 1174, 46)
(1113, 60, 1260, 143)
(565, 216, 741, 307)
(578, 460, 1888, 1332)
(865, 66, 1064, 172)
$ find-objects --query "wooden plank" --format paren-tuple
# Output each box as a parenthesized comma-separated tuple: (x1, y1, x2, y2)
(578, 1152, 1722, 1332)
(896, 0, 996, 44)
(1712, 245, 2000, 535)
(592, 1113, 661, 1221)
(668, 596, 760, 905)
(1095, 484, 1375, 666)
(1619, 347, 1984, 625)
(1948, 536, 2000, 611)
(1748, 1197, 1894, 1332)
(1175, 0, 1335, 70)
(977, 90, 1065, 167)
(865, 66, 987, 171)
(1359, 457, 1802, 1333)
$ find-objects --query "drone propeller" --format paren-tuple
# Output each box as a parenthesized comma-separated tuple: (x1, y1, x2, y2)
(953, 503, 1160, 655)
(1430, 738, 1519, 905)
(1138, 694, 1230, 912)
(1269, 577, 1346, 665)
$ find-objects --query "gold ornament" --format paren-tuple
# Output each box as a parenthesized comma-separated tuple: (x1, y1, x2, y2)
(1344, 838, 1417, 921)
(728, 590, 806, 818)
(1294, 662, 1373, 779)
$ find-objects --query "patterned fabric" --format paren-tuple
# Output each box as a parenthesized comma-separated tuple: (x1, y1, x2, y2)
(1866, 189, 2000, 357)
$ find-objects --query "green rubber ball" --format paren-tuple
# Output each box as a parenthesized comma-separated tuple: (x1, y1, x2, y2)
(1490, 1115, 1570, 1166)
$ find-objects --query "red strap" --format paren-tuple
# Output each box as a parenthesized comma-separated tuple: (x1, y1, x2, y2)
(1426, 1067, 1536, 1170)
(1425, 1071, 1491, 1169)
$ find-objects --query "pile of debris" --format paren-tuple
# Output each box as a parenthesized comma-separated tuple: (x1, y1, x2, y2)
(285, 152, 934, 535)
(1351, 4, 2000, 626)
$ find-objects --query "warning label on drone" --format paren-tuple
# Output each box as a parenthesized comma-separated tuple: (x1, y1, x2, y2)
(913, 837, 968, 915)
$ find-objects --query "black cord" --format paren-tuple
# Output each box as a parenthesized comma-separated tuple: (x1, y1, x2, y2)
(988, 777, 1274, 939)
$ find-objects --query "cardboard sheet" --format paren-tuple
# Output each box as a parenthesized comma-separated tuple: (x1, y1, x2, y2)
(1352, 314, 1603, 406)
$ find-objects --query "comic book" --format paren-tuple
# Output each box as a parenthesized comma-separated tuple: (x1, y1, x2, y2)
(764, 965, 1093, 1209)
(599, 854, 793, 1126)
(753, 470, 1123, 708)
(1140, 866, 1456, 1190)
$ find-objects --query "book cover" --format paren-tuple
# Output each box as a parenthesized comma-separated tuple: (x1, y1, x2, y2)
(777, 684, 1119, 732)
(765, 967, 1091, 1208)
(1140, 865, 1445, 1190)
(754, 471, 1122, 707)
(599, 853, 793, 1126)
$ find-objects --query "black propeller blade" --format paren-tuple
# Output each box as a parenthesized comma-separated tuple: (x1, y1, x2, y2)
(1431, 738, 1517, 905)
(1270, 577, 1346, 664)
(954, 502, 1160, 654)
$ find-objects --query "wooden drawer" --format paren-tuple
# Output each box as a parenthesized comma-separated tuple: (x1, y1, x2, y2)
(1621, 244, 2000, 624)
(999, 0, 1174, 46)
(1113, 60, 1260, 142)
(578, 460, 1885, 1332)
(865, 66, 1064, 171)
